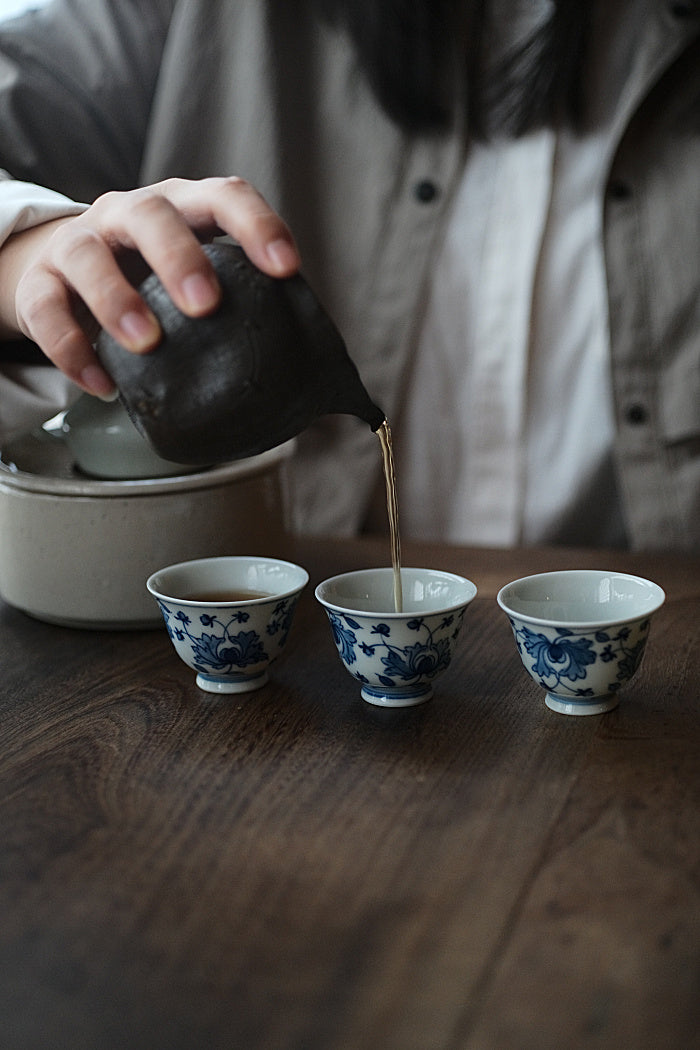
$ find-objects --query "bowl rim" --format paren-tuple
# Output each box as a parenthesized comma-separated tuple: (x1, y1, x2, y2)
(0, 433, 296, 497)
(315, 565, 478, 617)
(146, 554, 309, 606)
(496, 568, 666, 628)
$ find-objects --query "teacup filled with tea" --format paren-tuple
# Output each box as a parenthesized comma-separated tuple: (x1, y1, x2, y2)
(147, 555, 308, 693)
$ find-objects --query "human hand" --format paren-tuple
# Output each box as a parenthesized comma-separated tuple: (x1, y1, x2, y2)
(0, 176, 300, 396)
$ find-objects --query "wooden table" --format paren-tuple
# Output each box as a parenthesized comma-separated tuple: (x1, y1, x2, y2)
(1, 536, 699, 1050)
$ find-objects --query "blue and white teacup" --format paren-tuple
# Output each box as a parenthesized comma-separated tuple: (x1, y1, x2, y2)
(315, 567, 478, 707)
(497, 569, 665, 716)
(147, 555, 308, 693)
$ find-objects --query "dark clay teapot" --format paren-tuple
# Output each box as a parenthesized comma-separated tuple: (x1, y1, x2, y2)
(95, 242, 385, 464)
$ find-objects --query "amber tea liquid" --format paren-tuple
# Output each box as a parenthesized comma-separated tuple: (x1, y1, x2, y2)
(377, 419, 403, 613)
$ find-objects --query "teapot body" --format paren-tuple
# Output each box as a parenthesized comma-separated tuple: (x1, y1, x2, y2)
(96, 243, 384, 464)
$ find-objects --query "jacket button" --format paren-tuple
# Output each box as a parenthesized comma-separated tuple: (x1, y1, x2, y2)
(414, 180, 439, 203)
(625, 403, 649, 425)
(669, 1, 697, 17)
(608, 179, 632, 200)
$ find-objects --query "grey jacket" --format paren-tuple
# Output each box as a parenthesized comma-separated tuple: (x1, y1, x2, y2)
(0, 0, 699, 548)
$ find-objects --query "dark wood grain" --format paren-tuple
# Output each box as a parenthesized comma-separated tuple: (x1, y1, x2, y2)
(0, 539, 698, 1050)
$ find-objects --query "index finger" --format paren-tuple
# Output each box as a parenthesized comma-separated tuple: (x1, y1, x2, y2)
(153, 175, 301, 278)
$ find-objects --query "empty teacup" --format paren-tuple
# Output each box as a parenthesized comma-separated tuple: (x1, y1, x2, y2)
(147, 555, 308, 693)
(315, 567, 477, 706)
(497, 569, 665, 715)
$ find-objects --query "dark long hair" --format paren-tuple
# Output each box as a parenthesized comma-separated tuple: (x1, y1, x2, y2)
(315, 0, 591, 137)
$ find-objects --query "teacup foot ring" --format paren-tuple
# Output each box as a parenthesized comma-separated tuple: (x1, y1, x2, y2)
(545, 692, 619, 716)
(196, 670, 269, 694)
(360, 684, 433, 708)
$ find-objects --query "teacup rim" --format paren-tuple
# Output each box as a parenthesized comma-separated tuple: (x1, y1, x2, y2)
(496, 568, 665, 629)
(146, 554, 309, 606)
(315, 565, 477, 617)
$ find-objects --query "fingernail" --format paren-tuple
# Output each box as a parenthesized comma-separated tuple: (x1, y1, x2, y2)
(180, 272, 219, 314)
(119, 309, 160, 351)
(266, 239, 298, 274)
(80, 364, 117, 399)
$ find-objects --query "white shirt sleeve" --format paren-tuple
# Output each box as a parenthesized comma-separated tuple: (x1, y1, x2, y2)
(0, 169, 88, 242)
(0, 172, 88, 446)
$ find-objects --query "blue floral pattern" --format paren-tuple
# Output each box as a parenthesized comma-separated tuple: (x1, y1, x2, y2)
(325, 609, 464, 695)
(157, 596, 298, 679)
(508, 619, 650, 700)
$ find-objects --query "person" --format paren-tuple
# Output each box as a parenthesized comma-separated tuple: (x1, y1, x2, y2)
(0, 0, 698, 551)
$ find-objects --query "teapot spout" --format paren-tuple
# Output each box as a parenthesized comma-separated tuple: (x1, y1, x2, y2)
(335, 385, 385, 432)
(321, 350, 386, 432)
(356, 397, 386, 433)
